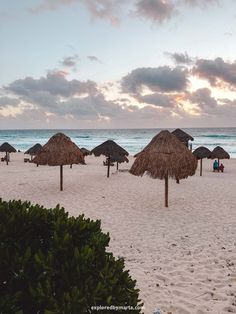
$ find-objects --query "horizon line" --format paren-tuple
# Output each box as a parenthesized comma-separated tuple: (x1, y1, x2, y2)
(0, 126, 236, 131)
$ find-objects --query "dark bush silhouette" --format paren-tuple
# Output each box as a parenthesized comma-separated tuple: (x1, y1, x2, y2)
(0, 199, 142, 313)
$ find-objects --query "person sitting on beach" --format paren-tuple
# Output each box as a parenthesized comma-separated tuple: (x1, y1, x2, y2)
(213, 160, 219, 172)
(219, 163, 224, 173)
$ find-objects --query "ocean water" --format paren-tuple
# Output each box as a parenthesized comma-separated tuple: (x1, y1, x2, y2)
(0, 128, 236, 157)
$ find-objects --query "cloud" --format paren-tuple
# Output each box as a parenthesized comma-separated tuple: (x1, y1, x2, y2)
(29, 0, 221, 26)
(134, 0, 175, 24)
(52, 93, 123, 118)
(1, 68, 182, 128)
(87, 55, 102, 63)
(193, 57, 236, 88)
(181, 0, 219, 7)
(187, 87, 217, 113)
(60, 55, 79, 67)
(2, 71, 123, 120)
(137, 92, 176, 107)
(121, 66, 189, 94)
(0, 97, 19, 108)
(84, 0, 123, 25)
(185, 87, 236, 124)
(166, 52, 193, 65)
(29, 0, 78, 13)
(5, 71, 98, 98)
(30, 0, 123, 25)
(2, 58, 236, 128)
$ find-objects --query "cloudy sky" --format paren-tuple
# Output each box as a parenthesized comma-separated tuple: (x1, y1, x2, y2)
(0, 0, 236, 129)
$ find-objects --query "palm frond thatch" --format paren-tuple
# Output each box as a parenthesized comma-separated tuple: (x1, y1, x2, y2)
(80, 147, 91, 156)
(0, 142, 16, 153)
(130, 130, 197, 207)
(91, 140, 129, 157)
(193, 146, 211, 159)
(193, 146, 212, 176)
(130, 130, 197, 180)
(0, 142, 17, 165)
(172, 128, 194, 142)
(210, 146, 230, 159)
(32, 133, 84, 166)
(25, 143, 42, 156)
(110, 154, 129, 163)
(111, 154, 129, 170)
(32, 133, 84, 191)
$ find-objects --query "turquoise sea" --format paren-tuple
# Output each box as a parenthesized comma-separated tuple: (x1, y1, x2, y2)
(0, 128, 235, 157)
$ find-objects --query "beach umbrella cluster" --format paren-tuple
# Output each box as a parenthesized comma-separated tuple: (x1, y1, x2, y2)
(130, 130, 198, 207)
(0, 129, 231, 208)
(193, 145, 230, 175)
(33, 133, 84, 191)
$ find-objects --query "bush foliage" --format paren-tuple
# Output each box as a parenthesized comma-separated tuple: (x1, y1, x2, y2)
(0, 199, 142, 313)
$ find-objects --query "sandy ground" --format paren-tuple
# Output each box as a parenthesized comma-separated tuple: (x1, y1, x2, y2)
(0, 152, 236, 314)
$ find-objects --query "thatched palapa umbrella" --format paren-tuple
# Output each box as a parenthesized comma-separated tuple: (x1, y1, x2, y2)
(130, 130, 197, 207)
(0, 142, 16, 165)
(91, 140, 129, 177)
(172, 128, 194, 150)
(32, 133, 84, 191)
(80, 147, 91, 157)
(209, 146, 230, 166)
(25, 143, 42, 161)
(193, 146, 212, 176)
(110, 154, 129, 170)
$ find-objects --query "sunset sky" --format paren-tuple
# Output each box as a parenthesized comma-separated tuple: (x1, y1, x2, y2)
(0, 0, 236, 129)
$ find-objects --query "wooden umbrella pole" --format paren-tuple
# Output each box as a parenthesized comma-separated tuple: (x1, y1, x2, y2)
(200, 159, 202, 176)
(6, 152, 8, 165)
(117, 161, 118, 170)
(218, 158, 220, 172)
(107, 156, 110, 178)
(165, 175, 168, 208)
(60, 165, 63, 191)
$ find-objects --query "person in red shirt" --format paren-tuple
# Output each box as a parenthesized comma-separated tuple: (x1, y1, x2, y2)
(219, 163, 224, 172)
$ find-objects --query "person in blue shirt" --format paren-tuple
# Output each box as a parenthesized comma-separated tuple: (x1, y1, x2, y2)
(213, 159, 219, 172)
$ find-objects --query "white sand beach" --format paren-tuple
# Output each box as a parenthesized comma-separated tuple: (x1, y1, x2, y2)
(0, 152, 236, 314)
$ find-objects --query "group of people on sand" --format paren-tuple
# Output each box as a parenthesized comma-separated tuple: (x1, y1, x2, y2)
(213, 160, 224, 172)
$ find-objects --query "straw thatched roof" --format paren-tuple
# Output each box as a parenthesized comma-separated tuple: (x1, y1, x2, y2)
(0, 142, 16, 153)
(32, 133, 84, 166)
(80, 147, 91, 156)
(110, 154, 129, 163)
(172, 128, 194, 142)
(193, 146, 212, 159)
(130, 130, 197, 179)
(210, 146, 230, 159)
(25, 143, 42, 155)
(91, 140, 129, 157)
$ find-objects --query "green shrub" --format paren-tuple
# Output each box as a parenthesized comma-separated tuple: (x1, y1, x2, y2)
(0, 199, 142, 314)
